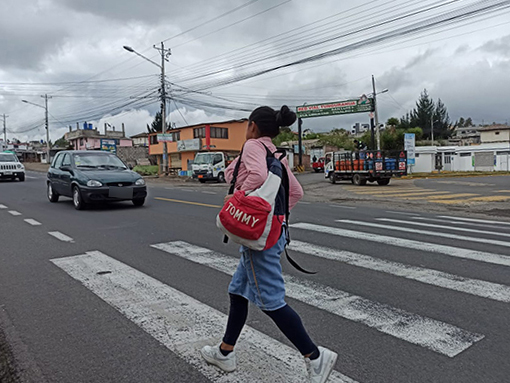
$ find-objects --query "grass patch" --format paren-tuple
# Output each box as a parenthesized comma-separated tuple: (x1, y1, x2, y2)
(133, 165, 158, 176)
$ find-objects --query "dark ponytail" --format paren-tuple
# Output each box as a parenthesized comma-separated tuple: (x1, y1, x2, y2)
(249, 105, 297, 138)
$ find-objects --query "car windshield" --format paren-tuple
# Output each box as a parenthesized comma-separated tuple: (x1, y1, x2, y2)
(0, 153, 17, 162)
(73, 153, 127, 169)
(193, 153, 213, 165)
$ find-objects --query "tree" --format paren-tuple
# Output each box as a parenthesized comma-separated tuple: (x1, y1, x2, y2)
(273, 126, 296, 146)
(54, 135, 70, 148)
(432, 98, 451, 139)
(456, 117, 465, 127)
(410, 89, 435, 138)
(386, 117, 400, 127)
(147, 111, 167, 133)
(465, 117, 473, 127)
(318, 129, 354, 150)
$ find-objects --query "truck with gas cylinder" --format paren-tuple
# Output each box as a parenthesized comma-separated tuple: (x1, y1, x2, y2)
(192, 151, 237, 183)
(324, 150, 407, 186)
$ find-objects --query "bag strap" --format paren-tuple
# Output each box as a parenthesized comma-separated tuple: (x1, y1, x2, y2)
(223, 148, 244, 244)
(263, 144, 317, 275)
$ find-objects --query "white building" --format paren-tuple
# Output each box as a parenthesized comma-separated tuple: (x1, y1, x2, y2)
(414, 143, 510, 173)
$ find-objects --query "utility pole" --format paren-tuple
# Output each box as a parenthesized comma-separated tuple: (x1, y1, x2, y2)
(372, 75, 380, 150)
(154, 42, 171, 175)
(2, 114, 7, 143)
(43, 94, 52, 156)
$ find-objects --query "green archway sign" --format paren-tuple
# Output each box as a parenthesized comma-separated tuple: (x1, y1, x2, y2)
(296, 95, 374, 118)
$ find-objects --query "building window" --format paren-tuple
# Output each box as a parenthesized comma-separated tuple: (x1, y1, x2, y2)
(460, 152, 471, 157)
(80, 138, 84, 146)
(211, 127, 228, 139)
(194, 127, 206, 138)
(172, 131, 180, 141)
(495, 131, 500, 135)
(415, 153, 420, 158)
(150, 135, 158, 145)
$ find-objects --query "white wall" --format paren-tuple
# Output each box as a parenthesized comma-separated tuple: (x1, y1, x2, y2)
(413, 153, 434, 173)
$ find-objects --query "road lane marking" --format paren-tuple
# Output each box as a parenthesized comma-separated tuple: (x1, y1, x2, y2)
(439, 216, 510, 226)
(384, 211, 417, 216)
(413, 217, 503, 230)
(24, 219, 41, 226)
(48, 231, 74, 242)
(51, 251, 355, 383)
(8, 211, 21, 216)
(155, 197, 221, 208)
(298, 201, 311, 205)
(466, 196, 510, 202)
(347, 189, 430, 195)
(291, 223, 510, 267)
(201, 191, 217, 195)
(337, 220, 510, 249)
(377, 218, 510, 238)
(288, 240, 510, 304)
(405, 193, 478, 200)
(153, 241, 483, 357)
(0, 204, 7, 209)
(25, 176, 39, 179)
(330, 205, 356, 209)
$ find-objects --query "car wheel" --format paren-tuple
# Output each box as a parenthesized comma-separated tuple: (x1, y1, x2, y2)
(217, 172, 225, 183)
(73, 186, 86, 210)
(377, 178, 390, 186)
(18, 174, 25, 182)
(353, 174, 366, 186)
(329, 173, 336, 184)
(47, 182, 59, 202)
(132, 198, 145, 207)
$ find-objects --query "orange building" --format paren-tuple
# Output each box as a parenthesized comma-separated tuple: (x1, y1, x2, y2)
(149, 119, 248, 173)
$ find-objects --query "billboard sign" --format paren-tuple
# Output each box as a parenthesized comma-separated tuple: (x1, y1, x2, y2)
(100, 139, 117, 154)
(157, 133, 174, 142)
(177, 138, 201, 152)
(296, 95, 373, 118)
(404, 133, 415, 165)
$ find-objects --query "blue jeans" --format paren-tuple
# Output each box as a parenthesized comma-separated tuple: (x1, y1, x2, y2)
(228, 229, 287, 311)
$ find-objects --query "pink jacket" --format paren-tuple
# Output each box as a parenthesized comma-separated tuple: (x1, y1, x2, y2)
(225, 137, 304, 210)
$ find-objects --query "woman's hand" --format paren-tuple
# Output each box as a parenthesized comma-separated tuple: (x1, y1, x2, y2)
(224, 194, 233, 205)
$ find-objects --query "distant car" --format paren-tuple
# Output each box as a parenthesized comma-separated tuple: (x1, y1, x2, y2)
(312, 157, 325, 173)
(0, 152, 25, 181)
(46, 150, 147, 210)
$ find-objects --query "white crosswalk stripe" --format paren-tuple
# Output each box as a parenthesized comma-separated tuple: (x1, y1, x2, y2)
(152, 241, 483, 357)
(412, 216, 503, 230)
(51, 251, 356, 383)
(288, 241, 510, 303)
(439, 216, 510, 226)
(291, 223, 510, 267)
(0, 204, 7, 209)
(376, 218, 510, 238)
(337, 220, 510, 249)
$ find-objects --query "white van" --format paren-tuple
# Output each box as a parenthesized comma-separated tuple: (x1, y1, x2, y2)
(192, 152, 231, 183)
(0, 152, 25, 182)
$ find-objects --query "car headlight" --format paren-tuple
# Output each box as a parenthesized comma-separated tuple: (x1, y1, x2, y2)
(135, 178, 145, 186)
(17, 164, 22, 169)
(87, 180, 103, 187)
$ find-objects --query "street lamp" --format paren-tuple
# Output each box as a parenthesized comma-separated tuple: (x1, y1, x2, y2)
(431, 119, 439, 144)
(371, 75, 388, 150)
(22, 95, 51, 158)
(124, 43, 171, 175)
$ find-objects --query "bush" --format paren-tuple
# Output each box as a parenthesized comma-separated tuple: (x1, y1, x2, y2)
(133, 165, 158, 176)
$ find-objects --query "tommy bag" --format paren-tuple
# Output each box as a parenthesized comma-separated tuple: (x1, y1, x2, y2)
(216, 145, 315, 274)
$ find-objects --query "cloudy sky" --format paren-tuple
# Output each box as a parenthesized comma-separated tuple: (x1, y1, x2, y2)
(1, 0, 509, 143)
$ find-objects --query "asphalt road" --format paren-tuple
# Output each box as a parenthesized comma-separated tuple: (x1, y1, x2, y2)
(1, 171, 510, 382)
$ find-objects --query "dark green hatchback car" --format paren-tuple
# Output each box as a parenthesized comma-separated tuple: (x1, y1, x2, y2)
(47, 150, 147, 210)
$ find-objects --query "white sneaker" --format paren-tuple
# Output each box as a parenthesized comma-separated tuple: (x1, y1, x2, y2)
(306, 346, 338, 383)
(200, 344, 236, 372)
